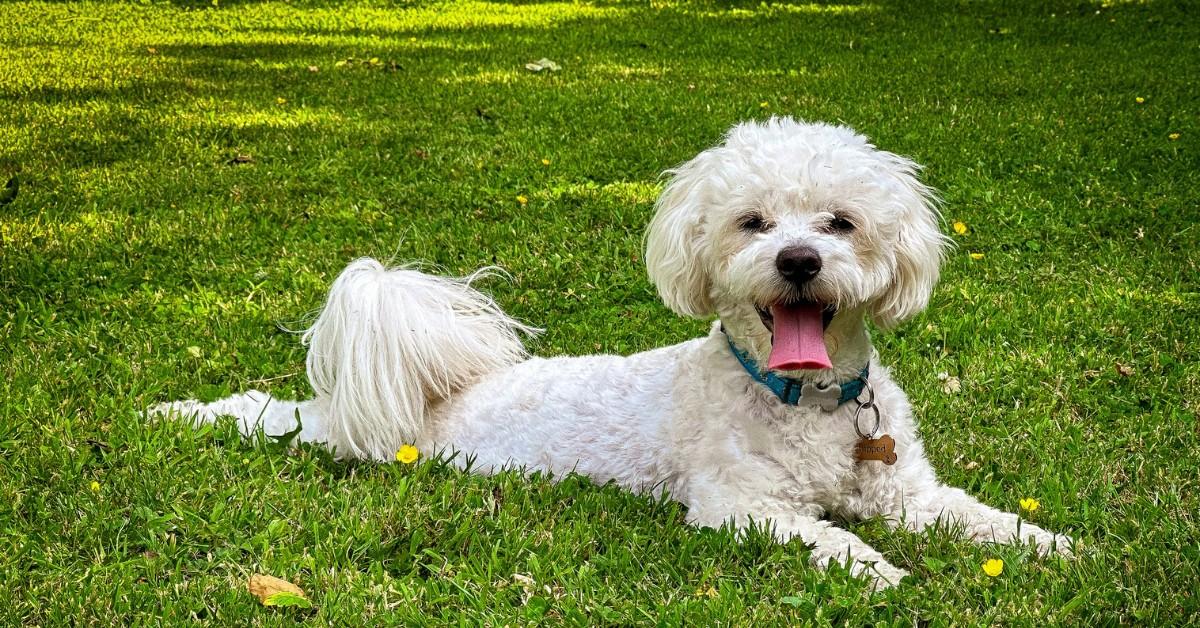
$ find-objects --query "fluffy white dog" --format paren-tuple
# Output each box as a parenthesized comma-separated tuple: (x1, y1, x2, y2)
(152, 117, 1071, 588)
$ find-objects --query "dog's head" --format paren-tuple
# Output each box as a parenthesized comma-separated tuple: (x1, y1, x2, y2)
(645, 118, 949, 369)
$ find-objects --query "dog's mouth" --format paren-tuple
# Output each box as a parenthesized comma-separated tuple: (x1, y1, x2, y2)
(756, 301, 837, 371)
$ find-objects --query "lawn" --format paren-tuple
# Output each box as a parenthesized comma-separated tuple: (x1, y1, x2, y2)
(1, 0, 1197, 623)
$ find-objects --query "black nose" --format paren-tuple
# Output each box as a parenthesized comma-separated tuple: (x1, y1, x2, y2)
(776, 246, 822, 284)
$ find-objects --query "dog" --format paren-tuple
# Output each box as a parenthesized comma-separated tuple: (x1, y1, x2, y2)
(152, 117, 1072, 589)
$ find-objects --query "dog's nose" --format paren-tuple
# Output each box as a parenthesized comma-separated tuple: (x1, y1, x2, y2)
(776, 246, 822, 284)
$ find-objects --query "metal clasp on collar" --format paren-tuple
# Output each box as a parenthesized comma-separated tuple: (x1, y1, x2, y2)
(781, 380, 843, 410)
(852, 378, 880, 439)
(801, 381, 843, 411)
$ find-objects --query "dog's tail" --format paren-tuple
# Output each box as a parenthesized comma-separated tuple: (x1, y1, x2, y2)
(302, 258, 537, 461)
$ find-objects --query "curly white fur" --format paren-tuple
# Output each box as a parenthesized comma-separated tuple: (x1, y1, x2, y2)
(302, 260, 538, 460)
(150, 117, 1072, 589)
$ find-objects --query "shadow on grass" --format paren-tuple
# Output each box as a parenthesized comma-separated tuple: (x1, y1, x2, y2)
(2, 0, 1195, 325)
(0, 2, 872, 191)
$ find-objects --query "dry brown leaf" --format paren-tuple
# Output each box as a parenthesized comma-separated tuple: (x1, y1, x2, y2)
(511, 573, 535, 590)
(509, 572, 537, 604)
(1116, 364, 1134, 377)
(248, 574, 306, 605)
(524, 58, 561, 72)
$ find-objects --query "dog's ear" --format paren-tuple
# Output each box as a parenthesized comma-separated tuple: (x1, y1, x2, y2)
(645, 151, 717, 317)
(870, 154, 952, 328)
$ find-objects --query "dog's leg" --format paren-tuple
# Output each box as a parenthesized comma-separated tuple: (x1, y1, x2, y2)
(892, 483, 1073, 556)
(866, 454, 1073, 555)
(147, 391, 329, 447)
(686, 488, 909, 590)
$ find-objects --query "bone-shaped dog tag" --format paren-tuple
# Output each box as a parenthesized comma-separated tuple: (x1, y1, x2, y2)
(800, 382, 842, 411)
(854, 434, 897, 465)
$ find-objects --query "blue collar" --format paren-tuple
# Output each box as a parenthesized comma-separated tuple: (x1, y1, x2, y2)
(724, 334, 868, 410)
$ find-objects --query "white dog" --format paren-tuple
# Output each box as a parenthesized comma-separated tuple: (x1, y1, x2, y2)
(152, 117, 1071, 588)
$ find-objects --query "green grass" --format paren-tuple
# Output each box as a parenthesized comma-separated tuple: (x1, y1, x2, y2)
(1, 0, 1197, 623)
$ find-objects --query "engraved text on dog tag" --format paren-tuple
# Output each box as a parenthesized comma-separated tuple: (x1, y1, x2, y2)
(854, 434, 897, 465)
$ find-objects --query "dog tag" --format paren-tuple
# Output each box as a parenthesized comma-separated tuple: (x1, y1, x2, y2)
(854, 434, 897, 465)
(800, 382, 842, 411)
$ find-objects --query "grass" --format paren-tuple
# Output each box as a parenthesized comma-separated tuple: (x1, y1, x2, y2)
(1, 0, 1197, 623)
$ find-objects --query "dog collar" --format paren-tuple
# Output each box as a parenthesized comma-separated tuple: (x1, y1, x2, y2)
(724, 334, 868, 410)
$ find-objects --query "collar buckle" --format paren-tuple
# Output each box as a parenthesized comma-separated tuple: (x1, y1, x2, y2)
(724, 332, 868, 410)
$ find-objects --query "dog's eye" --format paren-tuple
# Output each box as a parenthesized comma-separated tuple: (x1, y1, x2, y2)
(738, 214, 771, 233)
(829, 216, 855, 233)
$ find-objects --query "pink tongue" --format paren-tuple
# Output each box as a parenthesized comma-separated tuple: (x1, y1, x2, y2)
(767, 303, 832, 371)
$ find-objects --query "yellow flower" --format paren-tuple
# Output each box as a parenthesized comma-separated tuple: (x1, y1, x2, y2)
(982, 558, 1004, 577)
(276, 97, 287, 105)
(516, 195, 528, 205)
(396, 444, 419, 464)
(970, 252, 984, 260)
(541, 159, 551, 166)
(1135, 96, 1145, 104)
(89, 480, 101, 492)
(759, 101, 769, 108)
(1020, 497, 1040, 513)
(1169, 133, 1180, 140)
(952, 221, 968, 235)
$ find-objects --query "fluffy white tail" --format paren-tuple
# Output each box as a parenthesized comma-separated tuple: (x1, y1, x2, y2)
(303, 258, 536, 461)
